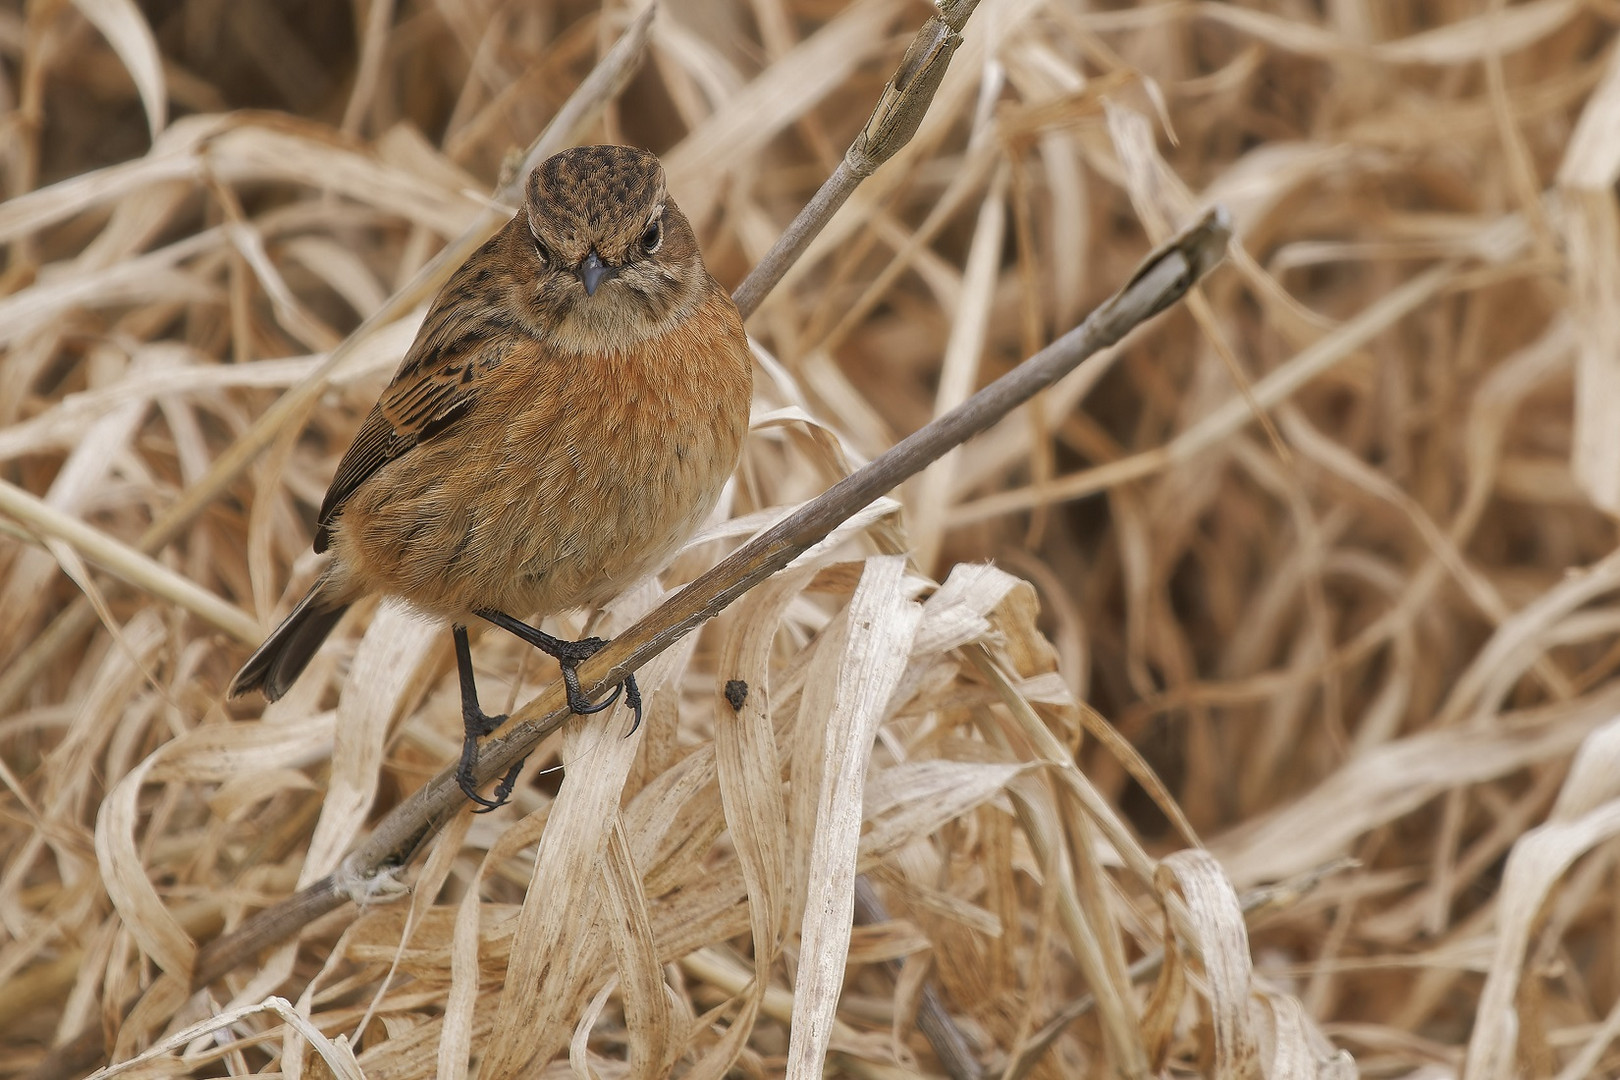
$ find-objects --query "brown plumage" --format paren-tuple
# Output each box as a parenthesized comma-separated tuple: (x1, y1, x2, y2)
(229, 145, 753, 808)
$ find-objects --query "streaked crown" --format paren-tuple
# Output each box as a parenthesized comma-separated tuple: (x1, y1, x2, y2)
(525, 145, 669, 268)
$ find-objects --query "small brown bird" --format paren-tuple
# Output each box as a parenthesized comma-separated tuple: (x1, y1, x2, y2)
(230, 145, 753, 810)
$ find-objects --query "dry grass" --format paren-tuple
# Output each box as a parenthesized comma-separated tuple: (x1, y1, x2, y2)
(3, 0, 1619, 1077)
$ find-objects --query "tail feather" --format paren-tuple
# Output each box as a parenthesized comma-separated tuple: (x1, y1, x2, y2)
(230, 581, 351, 701)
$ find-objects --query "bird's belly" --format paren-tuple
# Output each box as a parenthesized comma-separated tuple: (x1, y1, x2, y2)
(329, 382, 742, 621)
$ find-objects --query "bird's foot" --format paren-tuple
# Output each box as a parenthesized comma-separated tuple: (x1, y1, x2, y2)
(457, 704, 527, 813)
(453, 622, 526, 813)
(476, 614, 645, 736)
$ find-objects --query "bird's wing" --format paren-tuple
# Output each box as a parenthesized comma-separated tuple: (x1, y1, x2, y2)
(314, 261, 522, 552)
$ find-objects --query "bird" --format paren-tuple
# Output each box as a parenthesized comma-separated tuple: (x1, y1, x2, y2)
(229, 144, 754, 811)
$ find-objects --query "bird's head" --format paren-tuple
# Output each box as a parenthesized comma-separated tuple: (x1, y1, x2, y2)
(520, 145, 709, 353)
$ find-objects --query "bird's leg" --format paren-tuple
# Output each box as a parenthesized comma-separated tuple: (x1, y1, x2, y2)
(476, 609, 644, 735)
(453, 623, 526, 812)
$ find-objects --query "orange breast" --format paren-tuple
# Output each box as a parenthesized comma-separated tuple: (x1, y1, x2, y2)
(326, 289, 752, 622)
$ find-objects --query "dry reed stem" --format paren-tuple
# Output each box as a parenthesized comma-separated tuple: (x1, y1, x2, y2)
(6, 3, 1620, 1080)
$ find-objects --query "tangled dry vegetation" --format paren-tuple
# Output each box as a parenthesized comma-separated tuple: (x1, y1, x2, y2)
(3, 0, 1620, 1077)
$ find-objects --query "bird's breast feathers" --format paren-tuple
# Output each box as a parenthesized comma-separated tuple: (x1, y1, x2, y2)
(326, 284, 751, 619)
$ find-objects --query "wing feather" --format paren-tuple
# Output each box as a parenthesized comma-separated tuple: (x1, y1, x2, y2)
(314, 404, 413, 552)
(313, 230, 525, 551)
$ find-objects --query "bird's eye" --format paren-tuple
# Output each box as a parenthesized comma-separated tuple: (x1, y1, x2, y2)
(533, 236, 551, 265)
(640, 218, 663, 254)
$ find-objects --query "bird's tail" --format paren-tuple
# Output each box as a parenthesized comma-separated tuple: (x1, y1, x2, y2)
(229, 576, 351, 701)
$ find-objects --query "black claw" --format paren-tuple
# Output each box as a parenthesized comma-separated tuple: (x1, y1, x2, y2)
(571, 676, 622, 715)
(623, 675, 643, 737)
(479, 757, 528, 813)
(458, 725, 516, 812)
(558, 657, 622, 715)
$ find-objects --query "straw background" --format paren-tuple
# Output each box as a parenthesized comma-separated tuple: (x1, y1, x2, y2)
(3, 0, 1619, 1077)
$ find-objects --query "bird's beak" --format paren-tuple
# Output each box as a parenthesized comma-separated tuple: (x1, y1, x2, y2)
(576, 250, 615, 296)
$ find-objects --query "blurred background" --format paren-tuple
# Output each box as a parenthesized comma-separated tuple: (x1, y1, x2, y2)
(4, 1, 1620, 1077)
